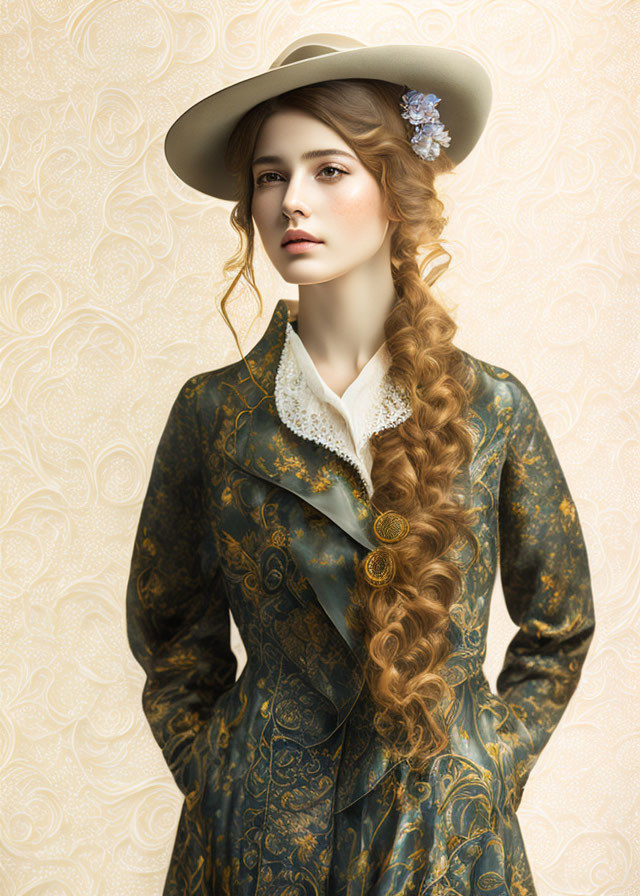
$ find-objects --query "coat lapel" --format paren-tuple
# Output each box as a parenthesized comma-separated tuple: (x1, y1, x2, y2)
(218, 299, 379, 658)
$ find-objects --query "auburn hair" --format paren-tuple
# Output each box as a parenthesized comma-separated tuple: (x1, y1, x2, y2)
(219, 78, 480, 772)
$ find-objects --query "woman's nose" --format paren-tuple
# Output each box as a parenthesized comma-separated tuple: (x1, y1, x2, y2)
(281, 175, 311, 219)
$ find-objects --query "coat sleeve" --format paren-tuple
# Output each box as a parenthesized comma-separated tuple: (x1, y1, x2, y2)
(126, 377, 237, 796)
(496, 376, 595, 787)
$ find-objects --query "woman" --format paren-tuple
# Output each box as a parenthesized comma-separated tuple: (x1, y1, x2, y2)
(126, 34, 596, 896)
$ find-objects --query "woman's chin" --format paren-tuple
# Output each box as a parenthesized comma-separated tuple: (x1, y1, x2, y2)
(277, 269, 337, 286)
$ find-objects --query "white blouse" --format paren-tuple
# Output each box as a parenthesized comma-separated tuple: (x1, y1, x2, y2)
(274, 318, 413, 496)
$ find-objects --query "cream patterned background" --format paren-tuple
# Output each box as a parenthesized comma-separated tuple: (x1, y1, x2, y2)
(1, 1, 638, 893)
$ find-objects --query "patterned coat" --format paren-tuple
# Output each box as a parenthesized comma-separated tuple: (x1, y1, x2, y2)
(126, 298, 595, 896)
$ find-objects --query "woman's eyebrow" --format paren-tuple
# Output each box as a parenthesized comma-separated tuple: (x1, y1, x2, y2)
(252, 149, 357, 167)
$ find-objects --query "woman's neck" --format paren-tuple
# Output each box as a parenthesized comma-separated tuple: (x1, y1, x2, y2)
(291, 287, 396, 397)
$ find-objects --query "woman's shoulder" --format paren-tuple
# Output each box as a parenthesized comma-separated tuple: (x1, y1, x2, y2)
(456, 346, 534, 420)
(170, 341, 271, 427)
(173, 358, 248, 412)
(179, 307, 284, 399)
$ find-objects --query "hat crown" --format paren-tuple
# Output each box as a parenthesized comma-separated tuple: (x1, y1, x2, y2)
(269, 33, 366, 71)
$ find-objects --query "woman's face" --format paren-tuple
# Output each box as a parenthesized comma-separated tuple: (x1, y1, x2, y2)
(250, 109, 395, 285)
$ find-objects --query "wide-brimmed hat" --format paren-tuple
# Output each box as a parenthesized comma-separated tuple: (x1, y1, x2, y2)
(164, 33, 492, 202)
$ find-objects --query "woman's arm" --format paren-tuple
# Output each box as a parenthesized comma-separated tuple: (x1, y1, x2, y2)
(497, 376, 596, 787)
(126, 379, 237, 796)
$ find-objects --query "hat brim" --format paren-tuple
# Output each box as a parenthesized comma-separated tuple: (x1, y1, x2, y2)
(164, 43, 492, 202)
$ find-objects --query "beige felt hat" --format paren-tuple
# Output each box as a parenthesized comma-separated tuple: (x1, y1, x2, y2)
(164, 33, 492, 202)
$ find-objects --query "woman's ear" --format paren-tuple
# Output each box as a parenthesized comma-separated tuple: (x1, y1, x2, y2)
(388, 217, 401, 238)
(384, 196, 402, 224)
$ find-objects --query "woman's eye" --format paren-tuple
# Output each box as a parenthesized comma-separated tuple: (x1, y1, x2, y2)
(255, 166, 347, 186)
(320, 165, 346, 179)
(255, 172, 282, 185)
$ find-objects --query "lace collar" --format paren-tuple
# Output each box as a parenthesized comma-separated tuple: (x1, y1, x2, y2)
(274, 319, 413, 495)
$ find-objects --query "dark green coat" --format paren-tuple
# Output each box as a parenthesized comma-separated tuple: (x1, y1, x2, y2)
(126, 298, 595, 895)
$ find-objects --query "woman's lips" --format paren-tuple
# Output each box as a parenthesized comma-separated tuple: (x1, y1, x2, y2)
(282, 239, 323, 254)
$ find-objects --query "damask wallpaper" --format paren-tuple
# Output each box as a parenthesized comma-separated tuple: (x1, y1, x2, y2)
(1, 1, 638, 894)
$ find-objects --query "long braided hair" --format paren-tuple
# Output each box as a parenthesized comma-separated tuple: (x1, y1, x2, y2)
(219, 78, 480, 770)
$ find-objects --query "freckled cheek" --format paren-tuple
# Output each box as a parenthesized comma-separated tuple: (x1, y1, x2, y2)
(330, 186, 385, 229)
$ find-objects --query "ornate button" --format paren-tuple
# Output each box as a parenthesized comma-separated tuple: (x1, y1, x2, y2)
(363, 547, 396, 586)
(373, 510, 410, 543)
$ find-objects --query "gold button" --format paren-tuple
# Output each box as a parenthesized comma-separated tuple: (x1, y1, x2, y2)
(373, 510, 410, 543)
(363, 547, 396, 586)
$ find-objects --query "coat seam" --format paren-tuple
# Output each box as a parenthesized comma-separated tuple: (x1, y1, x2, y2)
(253, 652, 284, 894)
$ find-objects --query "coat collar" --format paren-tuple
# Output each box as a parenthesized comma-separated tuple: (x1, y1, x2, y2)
(222, 298, 384, 551)
(217, 299, 393, 655)
(275, 317, 413, 497)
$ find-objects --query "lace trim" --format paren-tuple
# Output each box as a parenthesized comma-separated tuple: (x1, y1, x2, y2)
(274, 321, 413, 495)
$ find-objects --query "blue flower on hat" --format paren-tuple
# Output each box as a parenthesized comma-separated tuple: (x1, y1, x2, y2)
(411, 120, 452, 160)
(399, 88, 451, 162)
